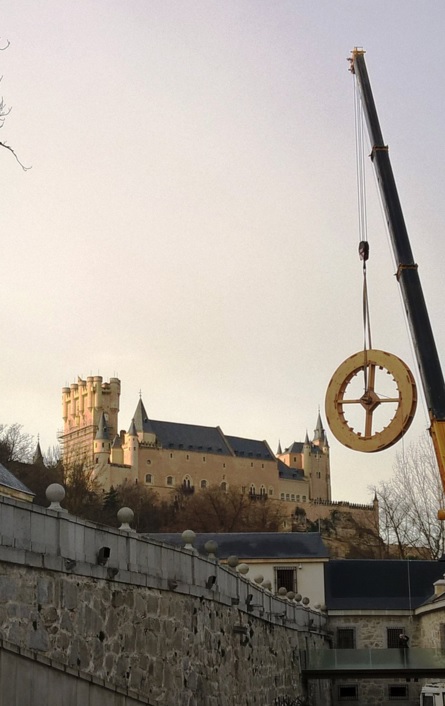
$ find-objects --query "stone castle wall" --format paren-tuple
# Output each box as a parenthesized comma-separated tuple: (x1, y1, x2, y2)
(0, 494, 330, 706)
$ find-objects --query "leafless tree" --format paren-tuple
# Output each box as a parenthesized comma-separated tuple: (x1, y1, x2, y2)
(0, 423, 34, 464)
(371, 432, 445, 559)
(1, 37, 30, 170)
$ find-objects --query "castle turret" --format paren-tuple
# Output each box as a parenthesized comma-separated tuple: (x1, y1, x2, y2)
(33, 439, 45, 467)
(110, 434, 123, 465)
(124, 418, 139, 471)
(94, 412, 111, 469)
(133, 399, 156, 445)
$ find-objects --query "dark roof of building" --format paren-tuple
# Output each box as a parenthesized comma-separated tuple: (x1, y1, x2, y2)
(325, 559, 445, 611)
(225, 436, 274, 461)
(0, 463, 34, 497)
(133, 399, 156, 436)
(95, 412, 110, 440)
(150, 532, 329, 560)
(147, 419, 232, 455)
(277, 459, 305, 480)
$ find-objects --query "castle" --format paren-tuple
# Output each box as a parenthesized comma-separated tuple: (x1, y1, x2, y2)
(60, 375, 331, 505)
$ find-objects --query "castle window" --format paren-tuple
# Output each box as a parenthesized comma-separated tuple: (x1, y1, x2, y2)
(302, 495, 307, 502)
(220, 481, 227, 492)
(249, 484, 256, 495)
(146, 460, 152, 465)
(261, 463, 264, 468)
(170, 453, 173, 458)
(296, 495, 300, 501)
(202, 456, 206, 462)
(388, 685, 408, 700)
(186, 454, 189, 460)
(274, 567, 296, 593)
(200, 479, 207, 489)
(222, 463, 226, 468)
(291, 494, 295, 501)
(145, 474, 152, 484)
(285, 494, 290, 501)
(317, 471, 321, 478)
(250, 462, 254, 467)
(338, 685, 358, 701)
(280, 493, 285, 500)
(387, 628, 404, 648)
(268, 487, 274, 496)
(336, 628, 355, 649)
(293, 457, 297, 462)
(166, 476, 174, 486)
(260, 485, 266, 496)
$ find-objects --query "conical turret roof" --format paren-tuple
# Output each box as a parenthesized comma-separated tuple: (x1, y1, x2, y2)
(133, 398, 155, 435)
(95, 412, 110, 441)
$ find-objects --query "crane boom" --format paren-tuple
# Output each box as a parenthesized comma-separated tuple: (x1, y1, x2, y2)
(349, 48, 445, 491)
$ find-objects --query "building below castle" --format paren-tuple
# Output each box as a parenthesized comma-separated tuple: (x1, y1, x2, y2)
(60, 375, 332, 505)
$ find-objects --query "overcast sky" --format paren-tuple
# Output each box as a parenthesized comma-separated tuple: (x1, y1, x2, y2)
(1, 1, 445, 503)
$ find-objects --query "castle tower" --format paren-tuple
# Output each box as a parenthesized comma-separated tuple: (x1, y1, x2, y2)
(110, 435, 123, 465)
(133, 399, 157, 445)
(308, 413, 331, 502)
(123, 418, 139, 473)
(61, 376, 121, 468)
(93, 412, 111, 472)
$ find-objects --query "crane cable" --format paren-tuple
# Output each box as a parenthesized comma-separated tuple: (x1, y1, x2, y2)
(354, 79, 372, 392)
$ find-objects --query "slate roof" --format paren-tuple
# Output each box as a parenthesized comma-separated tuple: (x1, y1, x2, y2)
(225, 436, 274, 461)
(150, 532, 329, 560)
(132, 399, 276, 459)
(325, 559, 445, 611)
(277, 459, 305, 480)
(146, 419, 232, 455)
(0, 463, 34, 498)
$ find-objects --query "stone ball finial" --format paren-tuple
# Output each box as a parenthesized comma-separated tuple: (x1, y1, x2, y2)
(237, 563, 249, 575)
(278, 586, 288, 597)
(204, 539, 218, 560)
(287, 591, 296, 601)
(254, 574, 264, 585)
(295, 593, 302, 603)
(302, 596, 310, 606)
(46, 484, 67, 512)
(117, 507, 135, 531)
(182, 529, 197, 551)
(262, 579, 272, 591)
(227, 555, 239, 569)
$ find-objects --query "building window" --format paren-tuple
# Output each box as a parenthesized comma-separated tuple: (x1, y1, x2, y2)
(285, 493, 290, 501)
(268, 487, 274, 496)
(338, 685, 358, 701)
(302, 495, 307, 502)
(280, 493, 285, 500)
(296, 495, 300, 501)
(146, 459, 152, 465)
(336, 628, 355, 649)
(166, 476, 173, 486)
(186, 454, 189, 460)
(291, 494, 295, 501)
(250, 462, 254, 467)
(317, 471, 321, 478)
(170, 453, 173, 458)
(202, 456, 206, 462)
(293, 457, 297, 462)
(200, 479, 207, 489)
(387, 628, 404, 648)
(261, 463, 264, 468)
(250, 484, 256, 495)
(275, 567, 296, 593)
(260, 485, 266, 496)
(183, 476, 192, 489)
(220, 481, 227, 492)
(145, 473, 152, 484)
(388, 685, 408, 700)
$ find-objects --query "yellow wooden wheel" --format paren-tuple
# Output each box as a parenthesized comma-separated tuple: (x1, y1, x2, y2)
(325, 349, 417, 452)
